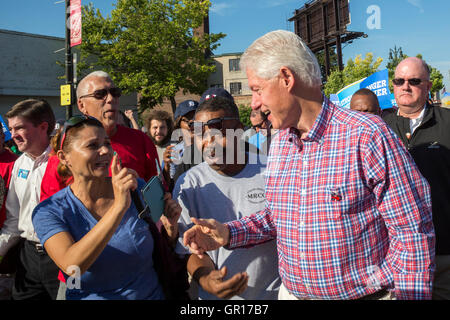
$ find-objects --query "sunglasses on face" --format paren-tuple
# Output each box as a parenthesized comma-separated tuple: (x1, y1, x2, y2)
(392, 78, 424, 87)
(59, 115, 103, 150)
(79, 87, 122, 100)
(189, 117, 240, 136)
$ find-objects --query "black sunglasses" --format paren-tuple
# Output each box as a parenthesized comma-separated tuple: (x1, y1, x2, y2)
(59, 115, 103, 150)
(189, 117, 239, 136)
(79, 87, 122, 100)
(392, 78, 424, 86)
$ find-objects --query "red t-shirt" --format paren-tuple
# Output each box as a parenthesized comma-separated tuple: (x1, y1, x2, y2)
(0, 149, 18, 227)
(40, 155, 73, 202)
(110, 125, 159, 181)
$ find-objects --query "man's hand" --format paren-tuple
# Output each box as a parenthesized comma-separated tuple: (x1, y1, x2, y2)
(183, 217, 230, 259)
(198, 266, 248, 299)
(160, 193, 182, 244)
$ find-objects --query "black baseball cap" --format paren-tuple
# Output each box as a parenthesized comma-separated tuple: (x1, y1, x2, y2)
(199, 87, 234, 105)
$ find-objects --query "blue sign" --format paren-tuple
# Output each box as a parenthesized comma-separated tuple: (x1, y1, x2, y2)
(332, 69, 394, 110)
(0, 115, 12, 141)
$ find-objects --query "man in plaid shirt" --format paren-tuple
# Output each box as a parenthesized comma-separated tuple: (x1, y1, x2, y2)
(183, 30, 435, 300)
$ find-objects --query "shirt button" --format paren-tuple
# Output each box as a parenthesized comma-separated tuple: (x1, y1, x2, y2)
(299, 221, 305, 227)
(301, 189, 307, 196)
(299, 252, 305, 259)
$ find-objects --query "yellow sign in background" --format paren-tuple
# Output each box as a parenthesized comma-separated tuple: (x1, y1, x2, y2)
(60, 84, 71, 106)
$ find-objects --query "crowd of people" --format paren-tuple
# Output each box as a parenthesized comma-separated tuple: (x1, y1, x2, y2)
(0, 30, 448, 300)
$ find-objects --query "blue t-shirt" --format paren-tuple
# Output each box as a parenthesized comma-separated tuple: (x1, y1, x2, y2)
(32, 179, 164, 300)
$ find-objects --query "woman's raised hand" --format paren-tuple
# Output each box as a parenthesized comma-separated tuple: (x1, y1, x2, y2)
(110, 153, 138, 213)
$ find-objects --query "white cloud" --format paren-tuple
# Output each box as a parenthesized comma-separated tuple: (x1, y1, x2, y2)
(210, 3, 233, 16)
(407, 0, 424, 13)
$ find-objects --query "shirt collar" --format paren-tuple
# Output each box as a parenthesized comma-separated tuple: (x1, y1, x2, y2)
(25, 145, 51, 165)
(302, 94, 333, 143)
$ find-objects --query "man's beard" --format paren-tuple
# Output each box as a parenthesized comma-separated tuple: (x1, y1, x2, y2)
(152, 134, 170, 147)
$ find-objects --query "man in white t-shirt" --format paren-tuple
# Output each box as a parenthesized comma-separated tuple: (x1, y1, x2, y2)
(171, 96, 280, 300)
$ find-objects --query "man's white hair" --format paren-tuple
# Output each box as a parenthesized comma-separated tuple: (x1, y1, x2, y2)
(76, 70, 113, 99)
(240, 30, 322, 88)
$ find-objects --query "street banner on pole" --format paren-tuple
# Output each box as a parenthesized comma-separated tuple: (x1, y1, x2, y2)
(70, 0, 82, 47)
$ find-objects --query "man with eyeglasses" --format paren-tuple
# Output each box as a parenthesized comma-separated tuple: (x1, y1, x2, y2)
(77, 71, 159, 181)
(171, 96, 280, 300)
(383, 57, 450, 300)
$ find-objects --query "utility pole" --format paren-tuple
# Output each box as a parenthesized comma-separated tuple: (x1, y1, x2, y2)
(65, 0, 74, 119)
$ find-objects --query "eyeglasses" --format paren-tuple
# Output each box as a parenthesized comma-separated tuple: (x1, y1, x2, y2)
(392, 78, 424, 87)
(189, 117, 239, 136)
(79, 87, 122, 100)
(59, 115, 103, 150)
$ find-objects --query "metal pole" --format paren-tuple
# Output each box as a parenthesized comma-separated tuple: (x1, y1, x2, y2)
(65, 0, 73, 119)
(334, 0, 343, 71)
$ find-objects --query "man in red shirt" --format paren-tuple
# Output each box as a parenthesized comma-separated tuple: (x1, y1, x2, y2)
(76, 71, 159, 181)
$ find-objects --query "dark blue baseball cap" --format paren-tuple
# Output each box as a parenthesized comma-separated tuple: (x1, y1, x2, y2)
(174, 100, 199, 120)
(199, 87, 234, 105)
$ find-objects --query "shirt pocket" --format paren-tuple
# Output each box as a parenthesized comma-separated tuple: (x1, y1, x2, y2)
(316, 185, 369, 218)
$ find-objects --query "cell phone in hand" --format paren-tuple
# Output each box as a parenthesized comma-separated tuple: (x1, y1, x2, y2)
(140, 176, 165, 223)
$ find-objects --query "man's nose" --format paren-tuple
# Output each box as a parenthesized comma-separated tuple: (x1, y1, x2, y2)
(250, 93, 262, 110)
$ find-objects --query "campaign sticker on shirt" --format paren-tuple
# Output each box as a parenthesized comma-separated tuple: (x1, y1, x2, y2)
(246, 188, 266, 204)
(18, 169, 30, 180)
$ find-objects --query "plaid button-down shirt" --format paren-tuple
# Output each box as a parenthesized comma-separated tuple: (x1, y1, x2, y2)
(226, 97, 435, 300)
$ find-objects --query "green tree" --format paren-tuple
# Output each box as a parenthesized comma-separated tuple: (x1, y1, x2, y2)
(238, 105, 252, 129)
(386, 46, 407, 91)
(78, 0, 225, 113)
(315, 47, 338, 82)
(323, 53, 383, 96)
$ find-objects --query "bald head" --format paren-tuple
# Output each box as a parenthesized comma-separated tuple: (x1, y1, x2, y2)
(350, 88, 381, 116)
(393, 57, 432, 116)
(395, 57, 431, 80)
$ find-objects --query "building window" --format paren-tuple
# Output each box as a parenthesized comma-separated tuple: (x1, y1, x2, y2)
(230, 82, 242, 95)
(229, 58, 240, 72)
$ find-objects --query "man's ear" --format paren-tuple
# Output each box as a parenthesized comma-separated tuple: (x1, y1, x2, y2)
(77, 98, 87, 115)
(39, 122, 49, 135)
(279, 67, 295, 91)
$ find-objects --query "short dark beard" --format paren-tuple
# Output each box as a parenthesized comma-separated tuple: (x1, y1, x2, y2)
(152, 134, 171, 147)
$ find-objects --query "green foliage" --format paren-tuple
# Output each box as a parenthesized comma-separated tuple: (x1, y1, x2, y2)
(238, 104, 252, 128)
(386, 46, 407, 92)
(315, 47, 338, 81)
(323, 53, 383, 96)
(430, 66, 444, 94)
(78, 0, 225, 113)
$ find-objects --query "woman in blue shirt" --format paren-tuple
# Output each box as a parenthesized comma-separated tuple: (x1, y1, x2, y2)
(32, 116, 180, 300)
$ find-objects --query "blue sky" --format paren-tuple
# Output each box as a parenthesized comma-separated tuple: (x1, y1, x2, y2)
(1, 0, 449, 90)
